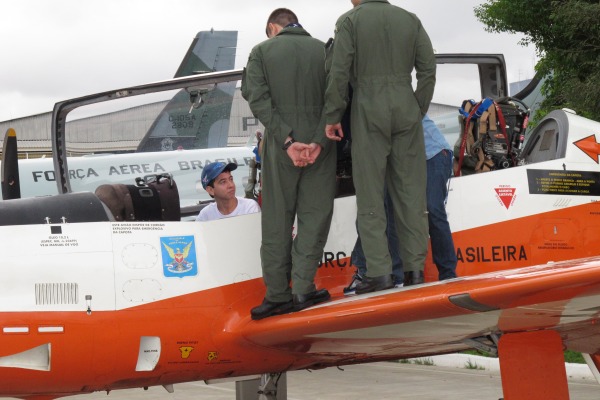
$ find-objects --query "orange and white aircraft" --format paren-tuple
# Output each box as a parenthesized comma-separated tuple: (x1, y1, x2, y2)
(1, 59, 600, 400)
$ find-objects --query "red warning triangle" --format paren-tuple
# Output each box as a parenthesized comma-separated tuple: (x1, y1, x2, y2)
(495, 187, 516, 209)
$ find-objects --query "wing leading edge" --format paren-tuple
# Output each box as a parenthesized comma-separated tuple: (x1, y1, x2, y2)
(235, 257, 600, 363)
(230, 257, 600, 399)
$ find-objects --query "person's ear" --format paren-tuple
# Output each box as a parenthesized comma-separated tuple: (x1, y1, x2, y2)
(267, 23, 275, 38)
(206, 186, 215, 197)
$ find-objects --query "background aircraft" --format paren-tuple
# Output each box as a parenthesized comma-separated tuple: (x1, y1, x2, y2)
(0, 30, 254, 210)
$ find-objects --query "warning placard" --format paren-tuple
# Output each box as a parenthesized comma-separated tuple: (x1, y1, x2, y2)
(527, 169, 600, 196)
(495, 186, 516, 209)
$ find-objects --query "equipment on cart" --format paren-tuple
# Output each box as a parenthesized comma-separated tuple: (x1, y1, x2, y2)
(454, 97, 530, 175)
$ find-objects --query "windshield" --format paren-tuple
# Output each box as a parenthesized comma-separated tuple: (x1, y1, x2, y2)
(50, 71, 258, 208)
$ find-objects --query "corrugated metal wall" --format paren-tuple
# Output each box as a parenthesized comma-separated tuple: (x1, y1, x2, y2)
(0, 102, 167, 156)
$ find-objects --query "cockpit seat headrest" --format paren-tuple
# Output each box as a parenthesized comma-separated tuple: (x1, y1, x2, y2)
(95, 174, 181, 222)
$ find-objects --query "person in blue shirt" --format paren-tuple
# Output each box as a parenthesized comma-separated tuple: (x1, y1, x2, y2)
(345, 114, 457, 293)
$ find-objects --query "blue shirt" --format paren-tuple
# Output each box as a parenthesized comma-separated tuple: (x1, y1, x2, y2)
(423, 114, 451, 160)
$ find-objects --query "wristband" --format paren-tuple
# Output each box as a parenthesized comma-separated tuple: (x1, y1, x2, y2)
(282, 138, 296, 150)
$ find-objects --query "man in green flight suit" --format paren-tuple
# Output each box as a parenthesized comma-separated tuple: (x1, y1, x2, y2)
(242, 8, 336, 320)
(324, 0, 436, 294)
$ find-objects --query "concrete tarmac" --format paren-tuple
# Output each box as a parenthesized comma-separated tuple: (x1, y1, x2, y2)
(58, 361, 599, 400)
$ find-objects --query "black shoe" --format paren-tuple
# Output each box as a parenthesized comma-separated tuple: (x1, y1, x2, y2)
(251, 298, 294, 320)
(404, 270, 424, 286)
(355, 274, 394, 294)
(293, 289, 331, 311)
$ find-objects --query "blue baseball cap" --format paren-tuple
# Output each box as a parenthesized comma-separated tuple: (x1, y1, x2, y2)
(201, 161, 238, 189)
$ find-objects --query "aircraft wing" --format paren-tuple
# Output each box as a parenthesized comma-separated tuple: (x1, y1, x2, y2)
(238, 257, 600, 364)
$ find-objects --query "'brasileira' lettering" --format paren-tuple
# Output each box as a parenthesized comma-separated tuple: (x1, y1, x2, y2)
(456, 245, 528, 263)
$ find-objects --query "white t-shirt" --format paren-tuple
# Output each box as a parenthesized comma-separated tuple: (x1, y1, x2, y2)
(195, 197, 260, 222)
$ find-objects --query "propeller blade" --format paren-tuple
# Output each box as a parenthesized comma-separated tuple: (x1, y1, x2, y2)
(1, 128, 21, 200)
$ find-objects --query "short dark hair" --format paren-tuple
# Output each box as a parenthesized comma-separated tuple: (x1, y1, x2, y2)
(266, 8, 298, 36)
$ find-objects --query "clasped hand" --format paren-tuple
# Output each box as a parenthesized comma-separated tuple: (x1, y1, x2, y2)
(286, 142, 322, 167)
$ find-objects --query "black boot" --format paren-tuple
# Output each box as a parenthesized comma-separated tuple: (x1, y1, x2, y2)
(293, 289, 331, 311)
(355, 274, 394, 294)
(251, 298, 294, 320)
(403, 270, 424, 286)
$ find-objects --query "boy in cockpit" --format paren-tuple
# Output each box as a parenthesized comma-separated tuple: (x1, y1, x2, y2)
(196, 161, 260, 221)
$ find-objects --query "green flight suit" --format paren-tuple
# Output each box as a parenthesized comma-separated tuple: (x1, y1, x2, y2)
(242, 26, 336, 302)
(324, 0, 436, 276)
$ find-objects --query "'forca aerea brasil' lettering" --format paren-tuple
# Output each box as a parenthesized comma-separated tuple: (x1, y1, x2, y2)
(33, 169, 100, 182)
(108, 164, 165, 175)
(32, 158, 255, 183)
(32, 163, 166, 182)
(178, 157, 253, 171)
(457, 245, 527, 263)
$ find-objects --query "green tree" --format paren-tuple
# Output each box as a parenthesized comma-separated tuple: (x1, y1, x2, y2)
(474, 0, 600, 121)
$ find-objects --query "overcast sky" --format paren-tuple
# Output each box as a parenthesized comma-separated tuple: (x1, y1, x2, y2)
(0, 0, 537, 122)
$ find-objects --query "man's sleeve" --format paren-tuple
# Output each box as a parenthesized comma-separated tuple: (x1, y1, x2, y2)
(324, 37, 334, 76)
(242, 48, 293, 148)
(324, 13, 348, 76)
(413, 21, 436, 116)
(324, 17, 353, 125)
(312, 113, 329, 148)
(310, 42, 330, 148)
